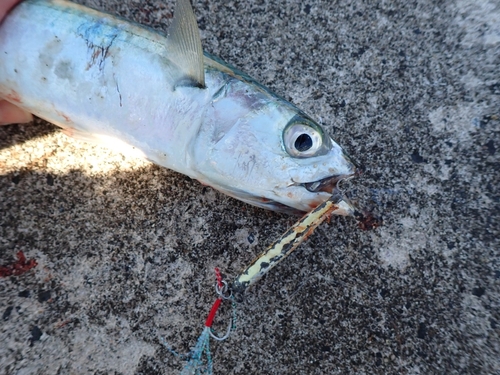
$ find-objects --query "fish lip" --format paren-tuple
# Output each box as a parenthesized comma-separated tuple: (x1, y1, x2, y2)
(302, 173, 354, 194)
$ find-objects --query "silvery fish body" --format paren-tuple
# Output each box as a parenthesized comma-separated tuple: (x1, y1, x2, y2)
(0, 0, 356, 213)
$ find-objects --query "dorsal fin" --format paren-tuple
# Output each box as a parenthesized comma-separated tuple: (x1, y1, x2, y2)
(167, 0, 205, 88)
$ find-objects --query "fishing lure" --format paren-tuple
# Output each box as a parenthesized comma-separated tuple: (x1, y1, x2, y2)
(169, 192, 380, 373)
(231, 192, 353, 296)
(0, 0, 357, 214)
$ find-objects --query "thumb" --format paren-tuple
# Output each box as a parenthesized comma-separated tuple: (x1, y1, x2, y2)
(0, 100, 33, 125)
(0, 0, 22, 21)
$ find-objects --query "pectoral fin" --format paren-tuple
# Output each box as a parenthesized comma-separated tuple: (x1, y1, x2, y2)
(167, 0, 205, 89)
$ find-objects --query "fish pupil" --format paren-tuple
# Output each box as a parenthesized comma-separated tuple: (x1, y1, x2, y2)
(295, 134, 313, 152)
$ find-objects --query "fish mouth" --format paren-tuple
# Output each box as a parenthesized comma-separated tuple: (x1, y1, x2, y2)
(302, 174, 354, 194)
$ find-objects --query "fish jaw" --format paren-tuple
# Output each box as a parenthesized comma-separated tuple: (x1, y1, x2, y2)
(194, 146, 357, 214)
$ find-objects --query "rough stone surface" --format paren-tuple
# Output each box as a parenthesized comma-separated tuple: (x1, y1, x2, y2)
(1, 0, 499, 374)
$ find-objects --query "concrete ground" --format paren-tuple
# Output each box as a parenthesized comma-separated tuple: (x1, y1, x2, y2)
(1, 0, 499, 374)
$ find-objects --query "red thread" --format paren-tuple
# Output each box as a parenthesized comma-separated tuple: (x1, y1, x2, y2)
(214, 267, 223, 288)
(205, 298, 222, 328)
(204, 268, 226, 327)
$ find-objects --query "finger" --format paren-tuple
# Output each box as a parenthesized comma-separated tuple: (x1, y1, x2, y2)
(0, 0, 21, 20)
(0, 100, 33, 125)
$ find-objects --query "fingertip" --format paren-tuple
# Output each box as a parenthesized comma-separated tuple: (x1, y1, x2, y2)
(0, 0, 22, 21)
(0, 100, 33, 125)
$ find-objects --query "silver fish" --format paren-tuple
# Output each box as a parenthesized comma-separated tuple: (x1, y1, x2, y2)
(0, 0, 357, 214)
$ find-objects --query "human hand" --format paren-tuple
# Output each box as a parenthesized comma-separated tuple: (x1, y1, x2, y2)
(0, 0, 22, 19)
(0, 0, 33, 125)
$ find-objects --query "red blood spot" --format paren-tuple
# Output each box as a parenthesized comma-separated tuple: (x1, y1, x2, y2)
(56, 110, 72, 123)
(0, 251, 38, 277)
(5, 89, 21, 103)
(356, 211, 383, 231)
(308, 200, 323, 210)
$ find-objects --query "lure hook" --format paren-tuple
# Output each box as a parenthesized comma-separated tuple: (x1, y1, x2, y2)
(209, 317, 233, 341)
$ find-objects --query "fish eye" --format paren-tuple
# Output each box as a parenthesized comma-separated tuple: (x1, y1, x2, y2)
(283, 116, 330, 158)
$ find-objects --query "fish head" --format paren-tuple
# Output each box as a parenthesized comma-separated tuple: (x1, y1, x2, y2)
(191, 75, 357, 214)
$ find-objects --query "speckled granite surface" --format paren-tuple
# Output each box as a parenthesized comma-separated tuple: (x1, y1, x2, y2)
(1, 0, 499, 374)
